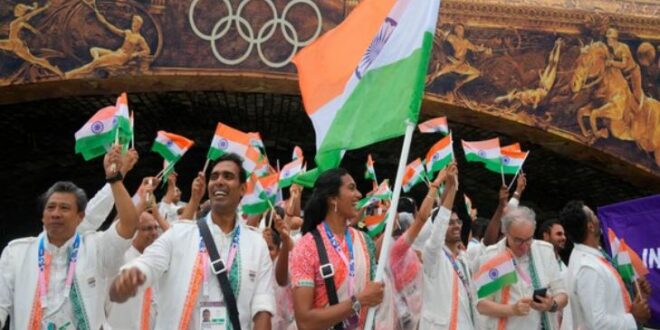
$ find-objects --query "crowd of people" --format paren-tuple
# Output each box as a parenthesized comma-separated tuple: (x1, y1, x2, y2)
(0, 146, 653, 330)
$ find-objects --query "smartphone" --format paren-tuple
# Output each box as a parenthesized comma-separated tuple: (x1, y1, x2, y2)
(533, 288, 548, 303)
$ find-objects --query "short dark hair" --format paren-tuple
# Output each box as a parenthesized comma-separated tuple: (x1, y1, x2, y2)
(397, 196, 417, 216)
(559, 200, 589, 244)
(40, 181, 88, 213)
(540, 219, 561, 236)
(471, 217, 489, 240)
(214, 153, 247, 183)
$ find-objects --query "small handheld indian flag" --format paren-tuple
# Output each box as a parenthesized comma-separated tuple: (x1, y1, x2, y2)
(248, 132, 266, 153)
(151, 131, 194, 163)
(365, 154, 377, 182)
(241, 174, 270, 215)
(364, 212, 388, 238)
(151, 131, 194, 182)
(485, 148, 529, 175)
(610, 228, 649, 282)
(75, 105, 132, 161)
(473, 250, 519, 298)
(357, 180, 392, 209)
(425, 133, 454, 175)
(462, 138, 502, 173)
(279, 157, 304, 188)
(621, 239, 649, 280)
(402, 158, 427, 193)
(114, 93, 132, 139)
(418, 117, 449, 134)
(207, 123, 261, 174)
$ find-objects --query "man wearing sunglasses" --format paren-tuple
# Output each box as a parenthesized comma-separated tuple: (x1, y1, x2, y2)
(476, 206, 568, 330)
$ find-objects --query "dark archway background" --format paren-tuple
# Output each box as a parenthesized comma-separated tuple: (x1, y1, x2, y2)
(1, 91, 658, 249)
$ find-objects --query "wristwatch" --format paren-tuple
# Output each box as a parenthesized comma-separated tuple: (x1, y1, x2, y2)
(106, 171, 124, 183)
(350, 295, 361, 315)
(548, 299, 558, 313)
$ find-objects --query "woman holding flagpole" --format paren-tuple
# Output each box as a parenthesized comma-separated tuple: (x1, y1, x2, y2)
(289, 168, 384, 329)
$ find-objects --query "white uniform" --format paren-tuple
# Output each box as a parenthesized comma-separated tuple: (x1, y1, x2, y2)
(122, 215, 276, 329)
(0, 223, 131, 329)
(565, 244, 637, 330)
(421, 207, 476, 329)
(477, 239, 566, 330)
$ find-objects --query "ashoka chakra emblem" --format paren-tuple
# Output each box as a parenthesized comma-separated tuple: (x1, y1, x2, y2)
(488, 268, 499, 280)
(91, 121, 104, 134)
(502, 156, 511, 164)
(217, 138, 229, 150)
(477, 150, 487, 158)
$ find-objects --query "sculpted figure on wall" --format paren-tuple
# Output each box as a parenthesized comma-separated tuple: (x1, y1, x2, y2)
(426, 24, 492, 94)
(65, 1, 152, 78)
(570, 38, 660, 166)
(495, 38, 563, 110)
(0, 2, 63, 78)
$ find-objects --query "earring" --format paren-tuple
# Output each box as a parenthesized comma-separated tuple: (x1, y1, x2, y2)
(333, 202, 338, 213)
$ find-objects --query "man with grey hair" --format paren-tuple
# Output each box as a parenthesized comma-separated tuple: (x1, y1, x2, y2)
(0, 145, 139, 329)
(476, 205, 568, 330)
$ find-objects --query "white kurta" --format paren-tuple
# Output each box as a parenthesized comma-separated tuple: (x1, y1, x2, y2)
(0, 223, 132, 329)
(420, 207, 476, 329)
(106, 246, 157, 330)
(477, 239, 566, 330)
(565, 244, 637, 330)
(123, 215, 276, 329)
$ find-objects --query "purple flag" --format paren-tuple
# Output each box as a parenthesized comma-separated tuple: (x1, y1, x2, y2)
(598, 194, 660, 327)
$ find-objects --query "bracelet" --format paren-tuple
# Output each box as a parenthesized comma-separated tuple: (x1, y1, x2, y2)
(106, 172, 124, 183)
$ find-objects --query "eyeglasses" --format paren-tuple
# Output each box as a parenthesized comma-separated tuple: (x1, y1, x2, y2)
(511, 235, 534, 246)
(140, 225, 160, 232)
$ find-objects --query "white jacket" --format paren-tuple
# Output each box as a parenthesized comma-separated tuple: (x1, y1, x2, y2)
(0, 223, 131, 329)
(477, 239, 566, 330)
(565, 244, 637, 330)
(420, 207, 476, 329)
(123, 216, 275, 329)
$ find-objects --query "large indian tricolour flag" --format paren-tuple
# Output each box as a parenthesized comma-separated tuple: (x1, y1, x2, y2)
(293, 0, 440, 184)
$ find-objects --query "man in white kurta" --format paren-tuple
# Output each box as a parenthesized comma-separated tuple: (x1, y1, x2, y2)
(110, 155, 275, 329)
(0, 146, 138, 329)
(106, 208, 164, 330)
(476, 206, 568, 330)
(560, 201, 649, 330)
(421, 168, 476, 329)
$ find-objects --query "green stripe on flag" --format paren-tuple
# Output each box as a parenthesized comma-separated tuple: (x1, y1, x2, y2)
(367, 220, 386, 238)
(617, 264, 635, 283)
(477, 271, 518, 298)
(428, 153, 452, 175)
(152, 142, 181, 163)
(242, 201, 270, 215)
(484, 160, 520, 175)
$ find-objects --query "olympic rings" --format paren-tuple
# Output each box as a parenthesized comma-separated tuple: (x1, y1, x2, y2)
(188, 0, 322, 68)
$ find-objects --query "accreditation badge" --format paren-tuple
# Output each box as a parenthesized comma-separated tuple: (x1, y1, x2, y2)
(200, 301, 228, 329)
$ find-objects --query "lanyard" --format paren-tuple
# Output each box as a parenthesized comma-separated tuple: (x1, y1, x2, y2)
(38, 233, 81, 308)
(444, 249, 474, 324)
(201, 220, 241, 297)
(323, 222, 356, 296)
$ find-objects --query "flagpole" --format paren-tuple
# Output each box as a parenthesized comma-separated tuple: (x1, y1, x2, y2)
(130, 111, 135, 150)
(156, 161, 176, 180)
(266, 199, 276, 228)
(500, 163, 506, 187)
(111, 125, 120, 173)
(506, 152, 529, 190)
(202, 158, 211, 174)
(364, 120, 415, 330)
